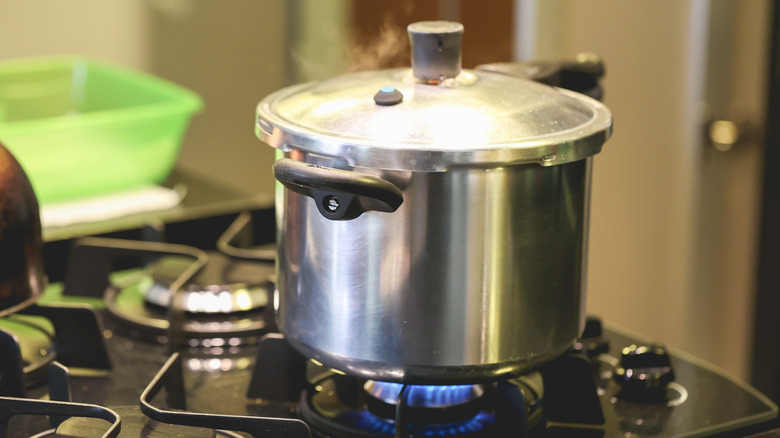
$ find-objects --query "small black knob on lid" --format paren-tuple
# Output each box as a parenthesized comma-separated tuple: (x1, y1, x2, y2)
(613, 344, 675, 403)
(373, 86, 403, 106)
(407, 21, 464, 83)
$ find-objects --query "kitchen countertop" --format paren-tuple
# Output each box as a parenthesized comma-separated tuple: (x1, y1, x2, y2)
(42, 166, 275, 243)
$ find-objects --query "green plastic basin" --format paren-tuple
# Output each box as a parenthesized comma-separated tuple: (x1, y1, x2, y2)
(0, 56, 202, 204)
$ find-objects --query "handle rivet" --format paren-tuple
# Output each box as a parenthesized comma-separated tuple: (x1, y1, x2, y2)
(324, 195, 340, 212)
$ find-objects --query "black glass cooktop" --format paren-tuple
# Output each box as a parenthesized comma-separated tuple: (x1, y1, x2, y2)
(2, 275, 776, 438)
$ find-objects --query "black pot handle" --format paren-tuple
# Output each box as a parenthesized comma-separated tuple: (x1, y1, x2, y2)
(273, 158, 403, 220)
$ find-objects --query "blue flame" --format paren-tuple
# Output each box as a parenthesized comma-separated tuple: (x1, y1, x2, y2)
(347, 410, 494, 436)
(368, 382, 480, 407)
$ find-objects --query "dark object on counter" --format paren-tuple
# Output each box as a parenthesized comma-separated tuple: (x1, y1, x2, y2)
(0, 142, 45, 317)
(613, 344, 675, 403)
(476, 54, 605, 101)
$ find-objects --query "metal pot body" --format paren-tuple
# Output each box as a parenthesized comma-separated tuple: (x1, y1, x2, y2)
(275, 151, 592, 383)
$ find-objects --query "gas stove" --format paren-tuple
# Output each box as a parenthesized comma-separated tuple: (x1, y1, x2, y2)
(0, 210, 777, 438)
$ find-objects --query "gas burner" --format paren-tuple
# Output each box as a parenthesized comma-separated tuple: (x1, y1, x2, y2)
(5, 205, 775, 437)
(365, 382, 483, 407)
(0, 314, 55, 387)
(299, 370, 545, 438)
(144, 252, 269, 313)
(363, 381, 486, 425)
(31, 406, 243, 438)
(104, 251, 274, 344)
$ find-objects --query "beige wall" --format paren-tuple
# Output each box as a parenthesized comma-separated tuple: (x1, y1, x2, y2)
(530, 0, 770, 381)
(0, 1, 149, 69)
(537, 0, 705, 359)
(0, 0, 295, 197)
(0, 0, 351, 197)
(141, 0, 289, 196)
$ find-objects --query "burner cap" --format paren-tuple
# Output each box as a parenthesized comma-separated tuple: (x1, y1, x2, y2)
(106, 253, 274, 343)
(302, 372, 495, 437)
(144, 252, 269, 314)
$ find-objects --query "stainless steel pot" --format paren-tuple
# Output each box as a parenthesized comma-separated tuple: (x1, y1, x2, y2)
(256, 22, 612, 383)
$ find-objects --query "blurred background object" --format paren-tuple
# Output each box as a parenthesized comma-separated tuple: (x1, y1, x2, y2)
(0, 0, 776, 402)
(0, 56, 202, 204)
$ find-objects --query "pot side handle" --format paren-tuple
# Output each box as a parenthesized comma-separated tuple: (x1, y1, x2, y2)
(273, 158, 403, 221)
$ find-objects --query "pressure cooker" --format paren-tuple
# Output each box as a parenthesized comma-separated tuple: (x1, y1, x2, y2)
(255, 21, 612, 383)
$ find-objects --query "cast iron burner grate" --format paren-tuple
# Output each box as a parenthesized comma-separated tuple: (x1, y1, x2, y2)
(60, 212, 276, 345)
(37, 405, 238, 438)
(2, 211, 776, 438)
(0, 362, 120, 438)
(0, 358, 311, 438)
(0, 304, 110, 398)
(249, 333, 606, 438)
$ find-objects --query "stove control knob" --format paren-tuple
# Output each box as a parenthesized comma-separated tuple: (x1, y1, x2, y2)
(613, 344, 675, 403)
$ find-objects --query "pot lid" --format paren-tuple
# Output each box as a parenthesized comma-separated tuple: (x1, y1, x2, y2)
(256, 21, 612, 171)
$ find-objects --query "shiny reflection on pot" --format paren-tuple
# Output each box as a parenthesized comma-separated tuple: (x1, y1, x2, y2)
(277, 156, 590, 383)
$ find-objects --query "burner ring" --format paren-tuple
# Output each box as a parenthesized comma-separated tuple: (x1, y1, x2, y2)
(144, 253, 270, 314)
(363, 381, 486, 425)
(301, 373, 495, 437)
(104, 275, 271, 344)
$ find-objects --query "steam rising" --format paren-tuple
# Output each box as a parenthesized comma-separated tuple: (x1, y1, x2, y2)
(345, 16, 410, 72)
(287, 1, 428, 82)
